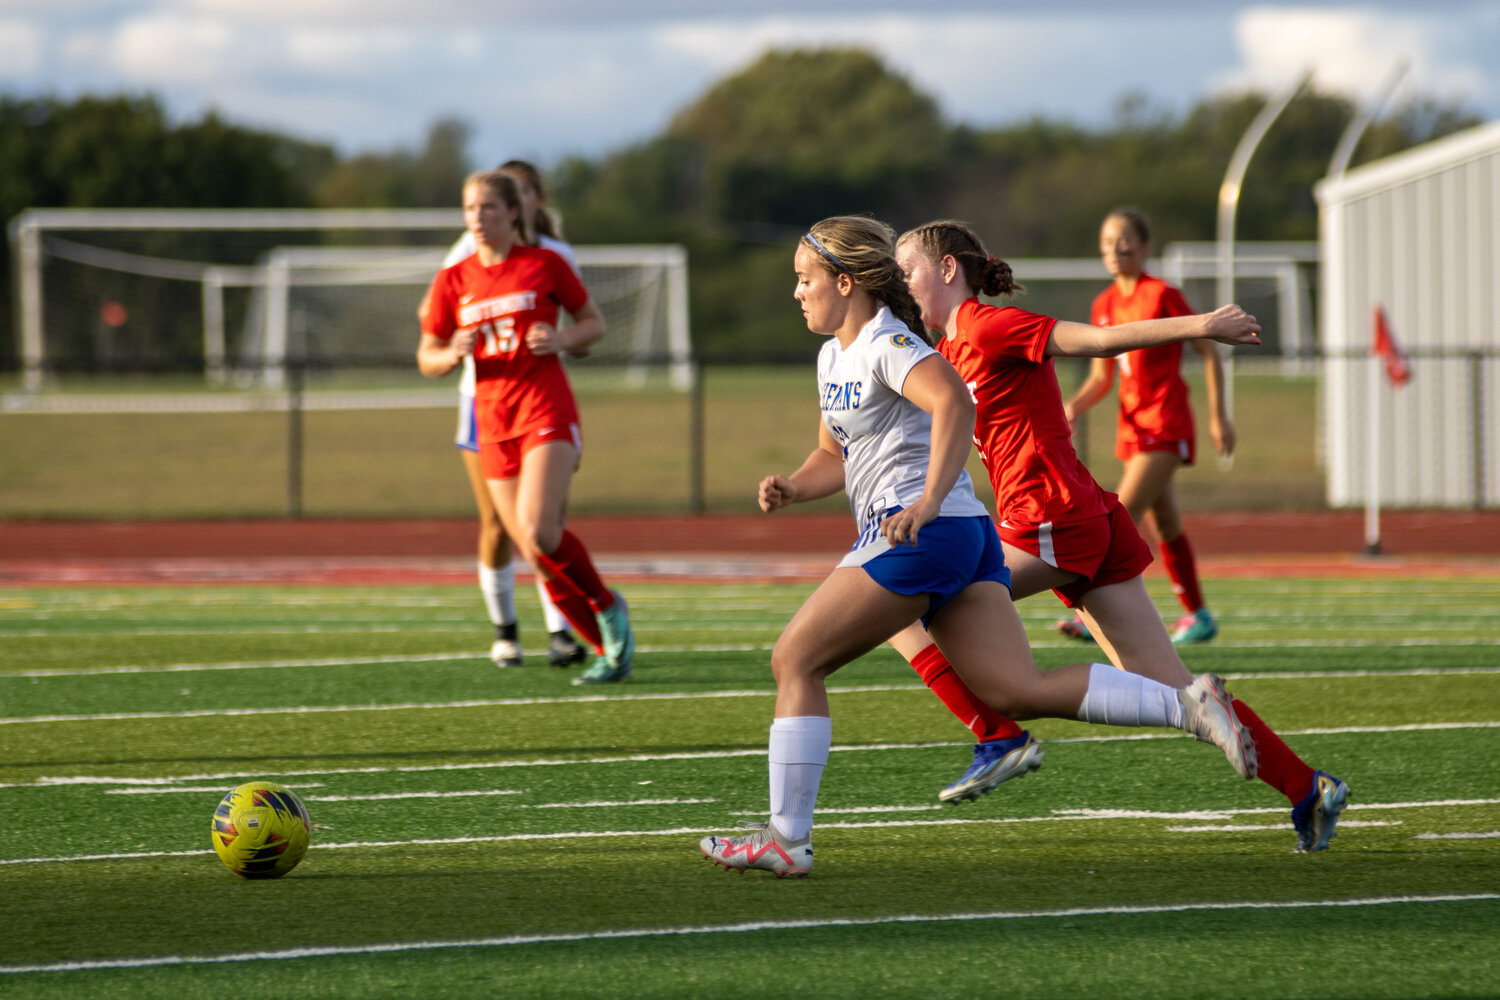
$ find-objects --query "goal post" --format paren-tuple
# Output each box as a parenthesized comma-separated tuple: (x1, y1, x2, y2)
(9, 207, 692, 395)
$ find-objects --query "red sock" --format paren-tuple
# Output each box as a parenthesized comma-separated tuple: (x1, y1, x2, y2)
(910, 643, 1024, 742)
(1160, 532, 1205, 614)
(542, 579, 603, 653)
(536, 531, 613, 654)
(541, 530, 614, 611)
(1232, 698, 1315, 804)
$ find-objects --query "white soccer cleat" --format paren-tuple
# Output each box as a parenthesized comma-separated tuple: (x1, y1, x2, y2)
(1178, 673, 1257, 780)
(490, 637, 523, 668)
(700, 821, 812, 878)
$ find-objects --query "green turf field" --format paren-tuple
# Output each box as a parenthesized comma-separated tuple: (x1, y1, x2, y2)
(2, 575, 1498, 998)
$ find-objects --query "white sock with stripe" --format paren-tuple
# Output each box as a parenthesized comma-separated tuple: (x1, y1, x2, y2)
(1077, 662, 1185, 729)
(768, 715, 831, 843)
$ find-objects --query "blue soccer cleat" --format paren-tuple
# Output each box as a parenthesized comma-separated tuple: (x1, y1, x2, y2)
(939, 731, 1044, 804)
(1292, 771, 1350, 853)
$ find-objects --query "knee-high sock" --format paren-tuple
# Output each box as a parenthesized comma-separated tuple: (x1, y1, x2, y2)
(537, 579, 570, 633)
(478, 560, 516, 627)
(910, 643, 1024, 742)
(536, 531, 613, 653)
(769, 716, 831, 843)
(1160, 533, 1205, 614)
(1234, 698, 1314, 803)
(1077, 662, 1186, 729)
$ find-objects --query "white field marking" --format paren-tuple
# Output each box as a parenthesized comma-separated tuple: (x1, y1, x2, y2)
(1167, 821, 1400, 833)
(106, 784, 325, 795)
(6, 799, 1498, 866)
(9, 643, 1500, 681)
(304, 790, 521, 802)
(1416, 831, 1500, 840)
(7, 666, 1500, 726)
(4, 646, 781, 678)
(1, 893, 1494, 975)
(7, 735, 1500, 794)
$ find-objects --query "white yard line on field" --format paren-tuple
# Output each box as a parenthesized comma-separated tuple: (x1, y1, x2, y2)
(8, 643, 1500, 679)
(4, 797, 1498, 866)
(1, 893, 1494, 975)
(4, 727, 1498, 792)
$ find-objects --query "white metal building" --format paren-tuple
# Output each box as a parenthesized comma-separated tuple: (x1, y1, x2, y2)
(1318, 119, 1500, 508)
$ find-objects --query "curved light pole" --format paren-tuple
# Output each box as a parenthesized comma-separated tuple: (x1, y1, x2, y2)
(1216, 69, 1313, 463)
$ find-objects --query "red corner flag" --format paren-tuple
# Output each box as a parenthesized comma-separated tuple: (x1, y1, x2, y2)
(1372, 305, 1411, 388)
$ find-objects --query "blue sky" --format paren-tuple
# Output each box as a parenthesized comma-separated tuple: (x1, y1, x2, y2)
(3, 2, 1496, 169)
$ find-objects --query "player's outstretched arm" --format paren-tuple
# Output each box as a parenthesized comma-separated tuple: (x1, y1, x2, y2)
(1046, 304, 1261, 359)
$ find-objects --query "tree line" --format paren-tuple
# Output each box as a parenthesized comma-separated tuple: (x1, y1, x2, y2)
(0, 47, 1480, 367)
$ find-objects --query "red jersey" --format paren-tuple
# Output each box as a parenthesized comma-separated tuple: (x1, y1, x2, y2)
(1090, 274, 1196, 453)
(940, 298, 1114, 525)
(423, 245, 588, 444)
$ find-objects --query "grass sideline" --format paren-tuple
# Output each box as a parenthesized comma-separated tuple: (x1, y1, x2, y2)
(1, 575, 1498, 998)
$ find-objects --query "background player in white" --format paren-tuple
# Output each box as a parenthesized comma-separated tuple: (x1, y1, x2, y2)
(698, 216, 1255, 878)
(425, 160, 587, 670)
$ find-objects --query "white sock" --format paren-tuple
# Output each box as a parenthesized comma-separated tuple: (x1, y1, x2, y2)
(768, 715, 831, 843)
(537, 579, 569, 633)
(478, 560, 516, 627)
(1077, 663, 1185, 729)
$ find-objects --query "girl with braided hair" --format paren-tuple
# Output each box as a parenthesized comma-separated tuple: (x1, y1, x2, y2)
(699, 216, 1257, 878)
(888, 219, 1348, 854)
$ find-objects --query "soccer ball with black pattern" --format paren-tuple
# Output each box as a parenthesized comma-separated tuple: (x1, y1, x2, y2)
(211, 781, 311, 879)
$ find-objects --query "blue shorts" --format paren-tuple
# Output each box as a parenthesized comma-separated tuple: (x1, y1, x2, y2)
(839, 512, 1011, 627)
(455, 392, 478, 453)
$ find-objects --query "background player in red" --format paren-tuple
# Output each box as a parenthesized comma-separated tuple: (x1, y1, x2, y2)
(418, 170, 634, 685)
(1058, 207, 1232, 645)
(424, 160, 588, 672)
(890, 219, 1348, 853)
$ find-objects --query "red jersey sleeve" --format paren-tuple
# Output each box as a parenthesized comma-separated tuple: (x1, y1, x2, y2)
(1160, 283, 1194, 319)
(421, 266, 461, 341)
(965, 303, 1058, 365)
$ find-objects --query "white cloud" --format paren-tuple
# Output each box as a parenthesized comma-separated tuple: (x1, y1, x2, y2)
(108, 14, 247, 83)
(1220, 5, 1488, 108)
(0, 19, 43, 76)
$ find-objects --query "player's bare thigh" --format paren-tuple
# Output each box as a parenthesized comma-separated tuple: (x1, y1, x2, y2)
(773, 568, 929, 718)
(486, 440, 577, 561)
(1116, 451, 1182, 537)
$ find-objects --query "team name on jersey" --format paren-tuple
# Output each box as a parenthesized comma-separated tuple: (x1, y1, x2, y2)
(821, 380, 863, 412)
(459, 291, 537, 327)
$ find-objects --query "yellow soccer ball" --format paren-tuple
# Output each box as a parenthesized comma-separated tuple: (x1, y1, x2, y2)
(211, 781, 311, 879)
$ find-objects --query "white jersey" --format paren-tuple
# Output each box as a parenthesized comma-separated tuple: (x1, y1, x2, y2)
(448, 234, 580, 397)
(817, 307, 988, 535)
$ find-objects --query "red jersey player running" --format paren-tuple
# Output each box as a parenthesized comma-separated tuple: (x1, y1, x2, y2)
(890, 219, 1348, 853)
(1059, 207, 1229, 645)
(418, 170, 634, 685)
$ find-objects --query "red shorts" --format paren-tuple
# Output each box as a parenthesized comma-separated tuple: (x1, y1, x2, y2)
(1117, 429, 1194, 465)
(480, 423, 581, 479)
(997, 498, 1153, 608)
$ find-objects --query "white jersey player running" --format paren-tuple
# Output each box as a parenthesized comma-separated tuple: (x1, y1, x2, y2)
(699, 216, 1255, 878)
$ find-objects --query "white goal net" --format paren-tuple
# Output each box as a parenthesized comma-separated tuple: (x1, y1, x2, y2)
(10, 208, 691, 403)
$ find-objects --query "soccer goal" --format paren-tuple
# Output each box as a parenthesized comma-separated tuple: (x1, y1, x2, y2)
(9, 208, 692, 399)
